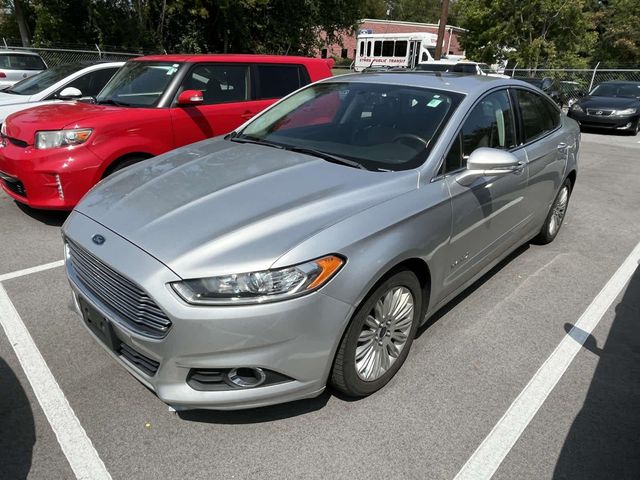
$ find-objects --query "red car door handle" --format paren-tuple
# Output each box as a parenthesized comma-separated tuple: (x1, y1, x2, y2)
(241, 111, 255, 120)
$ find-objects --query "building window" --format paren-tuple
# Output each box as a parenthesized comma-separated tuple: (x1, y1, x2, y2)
(321, 48, 327, 59)
(341, 48, 348, 59)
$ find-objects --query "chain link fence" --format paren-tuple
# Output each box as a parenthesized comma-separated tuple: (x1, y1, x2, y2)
(507, 67, 640, 93)
(1, 39, 141, 66)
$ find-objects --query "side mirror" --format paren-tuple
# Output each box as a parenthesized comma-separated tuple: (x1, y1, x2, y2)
(177, 89, 204, 106)
(58, 87, 82, 99)
(455, 148, 524, 186)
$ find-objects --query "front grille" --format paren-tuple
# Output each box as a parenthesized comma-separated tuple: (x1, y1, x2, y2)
(118, 343, 159, 376)
(66, 239, 172, 337)
(0, 172, 26, 197)
(586, 109, 613, 116)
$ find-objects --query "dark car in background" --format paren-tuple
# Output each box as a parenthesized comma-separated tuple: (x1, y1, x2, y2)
(567, 81, 640, 135)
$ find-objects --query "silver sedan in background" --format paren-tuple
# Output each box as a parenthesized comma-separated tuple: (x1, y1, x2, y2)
(62, 73, 579, 410)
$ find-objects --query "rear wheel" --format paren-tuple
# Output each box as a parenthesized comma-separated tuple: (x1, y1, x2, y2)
(631, 119, 640, 136)
(330, 270, 422, 397)
(534, 178, 572, 245)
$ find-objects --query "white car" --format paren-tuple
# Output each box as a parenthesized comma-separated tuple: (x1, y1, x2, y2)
(0, 50, 47, 88)
(0, 61, 123, 123)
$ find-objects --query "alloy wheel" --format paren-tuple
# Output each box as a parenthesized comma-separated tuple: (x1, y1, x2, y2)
(355, 286, 415, 381)
(548, 186, 569, 237)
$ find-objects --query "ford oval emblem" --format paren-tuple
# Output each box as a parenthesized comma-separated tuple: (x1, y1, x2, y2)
(92, 234, 105, 245)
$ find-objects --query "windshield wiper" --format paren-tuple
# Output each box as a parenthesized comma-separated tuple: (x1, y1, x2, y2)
(96, 98, 130, 107)
(285, 146, 367, 170)
(229, 136, 284, 149)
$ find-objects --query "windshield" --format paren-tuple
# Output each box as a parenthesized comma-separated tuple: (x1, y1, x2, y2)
(590, 83, 640, 99)
(96, 61, 181, 107)
(5, 63, 85, 95)
(238, 82, 464, 171)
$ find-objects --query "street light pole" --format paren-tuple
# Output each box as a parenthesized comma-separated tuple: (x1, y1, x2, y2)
(434, 0, 450, 60)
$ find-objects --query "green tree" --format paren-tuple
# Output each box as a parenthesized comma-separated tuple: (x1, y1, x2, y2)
(593, 0, 640, 66)
(453, 0, 597, 68)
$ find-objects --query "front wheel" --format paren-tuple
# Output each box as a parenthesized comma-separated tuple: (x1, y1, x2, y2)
(534, 178, 572, 245)
(330, 270, 422, 397)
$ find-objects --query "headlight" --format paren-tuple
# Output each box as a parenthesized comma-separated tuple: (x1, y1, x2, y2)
(35, 128, 93, 149)
(570, 103, 584, 113)
(612, 108, 637, 116)
(172, 255, 344, 305)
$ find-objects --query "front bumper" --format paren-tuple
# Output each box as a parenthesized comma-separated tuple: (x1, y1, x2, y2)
(63, 212, 354, 410)
(567, 110, 638, 130)
(0, 141, 103, 209)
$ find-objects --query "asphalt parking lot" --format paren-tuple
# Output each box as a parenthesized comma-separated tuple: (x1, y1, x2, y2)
(1, 132, 639, 480)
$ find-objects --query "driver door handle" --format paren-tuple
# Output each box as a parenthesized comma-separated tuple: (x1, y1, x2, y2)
(557, 142, 568, 151)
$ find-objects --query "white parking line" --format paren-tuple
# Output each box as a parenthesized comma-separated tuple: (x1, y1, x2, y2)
(0, 284, 111, 480)
(0, 259, 64, 282)
(454, 241, 640, 480)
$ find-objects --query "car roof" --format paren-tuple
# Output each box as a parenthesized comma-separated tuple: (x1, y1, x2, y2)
(0, 50, 42, 57)
(323, 71, 534, 95)
(133, 54, 329, 65)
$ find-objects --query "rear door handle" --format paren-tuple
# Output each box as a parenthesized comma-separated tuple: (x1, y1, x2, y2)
(557, 142, 568, 150)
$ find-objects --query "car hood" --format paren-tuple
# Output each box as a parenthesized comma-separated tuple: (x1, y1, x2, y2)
(0, 99, 62, 123)
(0, 91, 33, 106)
(578, 96, 640, 110)
(75, 139, 419, 278)
(4, 102, 122, 144)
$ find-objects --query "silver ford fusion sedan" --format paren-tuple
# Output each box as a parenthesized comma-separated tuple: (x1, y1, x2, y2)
(63, 73, 579, 410)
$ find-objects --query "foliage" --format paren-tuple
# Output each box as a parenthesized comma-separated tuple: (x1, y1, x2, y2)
(453, 0, 598, 68)
(593, 0, 640, 66)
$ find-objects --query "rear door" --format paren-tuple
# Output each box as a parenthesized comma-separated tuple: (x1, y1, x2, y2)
(250, 63, 311, 118)
(512, 88, 567, 225)
(442, 89, 530, 294)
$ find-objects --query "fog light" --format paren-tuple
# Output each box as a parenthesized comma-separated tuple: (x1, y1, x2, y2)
(227, 367, 267, 388)
(55, 174, 64, 200)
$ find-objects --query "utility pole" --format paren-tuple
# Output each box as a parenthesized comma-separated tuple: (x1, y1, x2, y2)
(434, 0, 450, 60)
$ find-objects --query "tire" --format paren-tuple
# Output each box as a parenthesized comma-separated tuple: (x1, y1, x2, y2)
(103, 155, 148, 178)
(330, 270, 422, 397)
(630, 119, 640, 136)
(533, 178, 572, 245)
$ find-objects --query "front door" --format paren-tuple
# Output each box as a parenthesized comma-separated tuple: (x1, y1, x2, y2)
(442, 89, 530, 295)
(170, 63, 259, 147)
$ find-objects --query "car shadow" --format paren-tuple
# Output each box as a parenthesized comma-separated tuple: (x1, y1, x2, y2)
(15, 201, 70, 226)
(0, 357, 35, 480)
(177, 389, 336, 424)
(553, 266, 640, 479)
(416, 242, 530, 338)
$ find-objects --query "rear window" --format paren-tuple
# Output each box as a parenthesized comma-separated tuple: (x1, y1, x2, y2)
(256, 64, 309, 100)
(0, 54, 46, 71)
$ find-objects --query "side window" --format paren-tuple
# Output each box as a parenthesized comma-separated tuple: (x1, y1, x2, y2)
(382, 41, 394, 57)
(180, 64, 250, 105)
(541, 97, 561, 129)
(366, 41, 372, 57)
(256, 65, 307, 100)
(515, 89, 555, 142)
(374, 41, 382, 56)
(63, 68, 118, 97)
(442, 90, 516, 173)
(359, 41, 364, 56)
(394, 41, 408, 57)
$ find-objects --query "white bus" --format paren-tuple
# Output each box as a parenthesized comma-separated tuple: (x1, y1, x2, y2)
(354, 32, 438, 72)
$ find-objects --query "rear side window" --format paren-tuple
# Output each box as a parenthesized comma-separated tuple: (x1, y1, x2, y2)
(515, 89, 557, 142)
(181, 64, 250, 104)
(256, 64, 308, 100)
(374, 41, 382, 56)
(0, 54, 45, 70)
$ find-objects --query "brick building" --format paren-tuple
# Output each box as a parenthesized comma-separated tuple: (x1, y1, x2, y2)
(319, 18, 466, 62)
